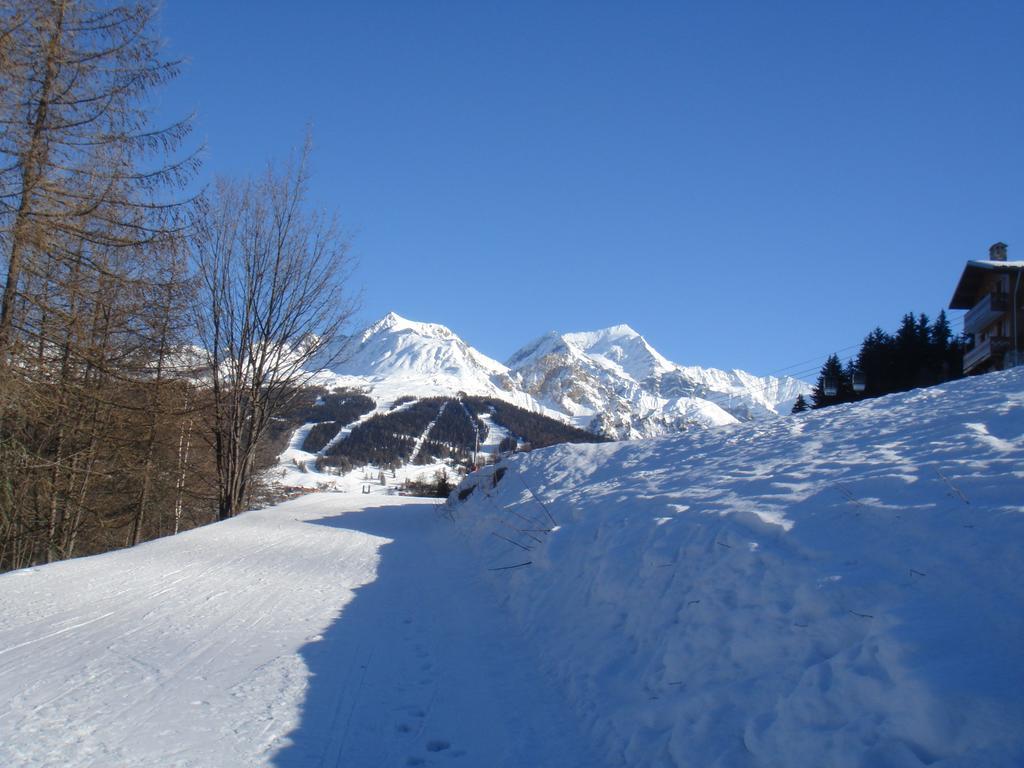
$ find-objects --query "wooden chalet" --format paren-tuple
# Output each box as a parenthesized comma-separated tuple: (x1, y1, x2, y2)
(949, 242, 1024, 374)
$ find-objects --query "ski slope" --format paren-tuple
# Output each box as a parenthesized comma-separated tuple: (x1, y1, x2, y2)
(0, 495, 603, 767)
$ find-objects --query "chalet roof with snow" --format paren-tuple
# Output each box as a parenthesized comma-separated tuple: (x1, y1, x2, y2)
(949, 259, 1024, 309)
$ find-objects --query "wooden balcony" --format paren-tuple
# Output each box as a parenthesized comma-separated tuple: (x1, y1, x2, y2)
(963, 292, 1009, 335)
(963, 335, 1011, 374)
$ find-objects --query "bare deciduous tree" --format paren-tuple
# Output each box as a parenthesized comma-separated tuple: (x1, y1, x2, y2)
(191, 146, 356, 520)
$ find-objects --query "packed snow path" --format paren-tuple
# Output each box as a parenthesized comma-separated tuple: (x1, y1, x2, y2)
(0, 495, 604, 767)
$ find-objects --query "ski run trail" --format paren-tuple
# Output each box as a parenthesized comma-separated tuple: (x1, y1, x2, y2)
(2, 367, 1023, 767)
(0, 495, 604, 768)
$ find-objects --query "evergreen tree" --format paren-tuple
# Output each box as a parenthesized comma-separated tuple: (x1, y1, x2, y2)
(790, 394, 809, 414)
(930, 310, 952, 352)
(893, 312, 927, 390)
(928, 309, 962, 383)
(855, 327, 892, 396)
(811, 354, 852, 409)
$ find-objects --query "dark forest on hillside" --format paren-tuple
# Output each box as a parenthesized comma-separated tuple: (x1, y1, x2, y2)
(318, 399, 443, 472)
(300, 392, 376, 452)
(315, 395, 607, 473)
(463, 397, 608, 449)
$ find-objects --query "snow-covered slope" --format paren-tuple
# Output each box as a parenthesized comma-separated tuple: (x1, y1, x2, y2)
(452, 368, 1024, 767)
(0, 494, 603, 767)
(507, 323, 808, 438)
(325, 313, 809, 439)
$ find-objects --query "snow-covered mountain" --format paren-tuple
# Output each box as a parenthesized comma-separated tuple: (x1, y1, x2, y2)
(327, 312, 549, 414)
(507, 324, 808, 438)
(326, 312, 809, 439)
(338, 312, 508, 383)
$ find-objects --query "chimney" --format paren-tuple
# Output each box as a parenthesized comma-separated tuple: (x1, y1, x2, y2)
(989, 242, 1008, 261)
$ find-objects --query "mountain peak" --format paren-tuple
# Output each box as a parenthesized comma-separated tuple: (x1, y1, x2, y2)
(364, 312, 455, 342)
(562, 324, 641, 349)
(561, 324, 674, 378)
(335, 312, 511, 394)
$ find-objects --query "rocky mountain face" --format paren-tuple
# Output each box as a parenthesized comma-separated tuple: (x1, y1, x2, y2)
(506, 324, 808, 438)
(328, 313, 810, 440)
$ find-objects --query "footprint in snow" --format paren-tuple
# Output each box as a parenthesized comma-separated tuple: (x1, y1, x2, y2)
(426, 739, 450, 752)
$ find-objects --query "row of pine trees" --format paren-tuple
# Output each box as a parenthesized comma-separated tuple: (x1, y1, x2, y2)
(793, 311, 965, 413)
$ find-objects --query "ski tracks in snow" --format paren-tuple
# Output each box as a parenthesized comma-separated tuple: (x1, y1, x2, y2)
(0, 494, 603, 768)
(273, 498, 603, 768)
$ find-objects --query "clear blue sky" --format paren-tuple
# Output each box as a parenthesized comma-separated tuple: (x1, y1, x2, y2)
(156, 1, 1024, 380)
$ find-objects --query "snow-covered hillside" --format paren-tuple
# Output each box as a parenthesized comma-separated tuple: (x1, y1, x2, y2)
(324, 313, 809, 439)
(452, 368, 1024, 767)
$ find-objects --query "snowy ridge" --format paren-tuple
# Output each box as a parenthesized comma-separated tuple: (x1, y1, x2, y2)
(507, 323, 808, 438)
(453, 368, 1024, 767)
(323, 312, 556, 419)
(327, 313, 809, 440)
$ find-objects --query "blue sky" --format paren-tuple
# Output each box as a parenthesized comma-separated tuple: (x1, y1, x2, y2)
(156, 1, 1024, 380)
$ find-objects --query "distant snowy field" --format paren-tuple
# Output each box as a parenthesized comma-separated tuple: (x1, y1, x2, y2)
(454, 368, 1024, 767)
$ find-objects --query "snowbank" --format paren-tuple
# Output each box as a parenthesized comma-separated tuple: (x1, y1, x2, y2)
(451, 368, 1024, 767)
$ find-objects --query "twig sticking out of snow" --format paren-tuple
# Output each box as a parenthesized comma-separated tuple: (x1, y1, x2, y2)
(499, 519, 543, 545)
(936, 470, 971, 505)
(509, 508, 551, 532)
(488, 561, 533, 571)
(836, 483, 867, 514)
(514, 472, 559, 527)
(491, 532, 532, 552)
(436, 501, 456, 523)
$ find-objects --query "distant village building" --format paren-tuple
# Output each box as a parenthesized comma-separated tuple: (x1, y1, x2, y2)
(949, 242, 1024, 374)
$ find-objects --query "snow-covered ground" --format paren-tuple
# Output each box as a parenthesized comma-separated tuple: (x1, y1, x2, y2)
(4, 367, 1022, 768)
(0, 493, 603, 767)
(452, 368, 1024, 767)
